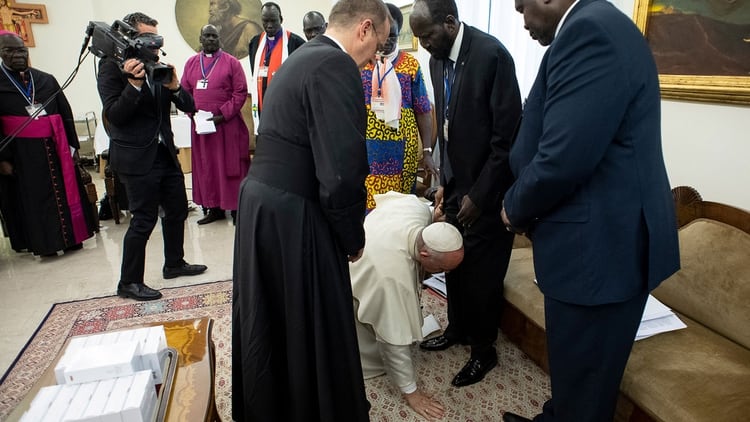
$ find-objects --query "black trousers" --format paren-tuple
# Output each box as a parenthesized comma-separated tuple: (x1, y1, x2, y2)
(118, 145, 188, 284)
(442, 183, 514, 359)
(535, 289, 649, 422)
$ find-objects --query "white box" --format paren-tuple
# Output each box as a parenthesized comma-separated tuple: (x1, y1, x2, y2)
(55, 337, 88, 385)
(101, 376, 133, 422)
(61, 381, 97, 421)
(140, 326, 167, 384)
(121, 371, 157, 422)
(64, 341, 141, 385)
(97, 331, 122, 346)
(43, 384, 80, 422)
(79, 378, 116, 422)
(20, 385, 62, 422)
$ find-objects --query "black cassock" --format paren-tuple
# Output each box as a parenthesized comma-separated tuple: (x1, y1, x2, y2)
(232, 36, 370, 421)
(0, 67, 96, 255)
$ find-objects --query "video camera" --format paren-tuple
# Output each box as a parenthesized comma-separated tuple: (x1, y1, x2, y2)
(86, 20, 172, 84)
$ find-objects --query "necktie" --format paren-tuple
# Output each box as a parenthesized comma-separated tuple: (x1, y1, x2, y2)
(442, 59, 455, 182)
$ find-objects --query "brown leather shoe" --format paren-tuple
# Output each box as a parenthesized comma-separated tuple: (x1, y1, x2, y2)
(117, 282, 162, 301)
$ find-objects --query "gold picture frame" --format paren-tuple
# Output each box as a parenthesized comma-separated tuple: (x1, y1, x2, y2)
(398, 4, 419, 52)
(633, 0, 750, 105)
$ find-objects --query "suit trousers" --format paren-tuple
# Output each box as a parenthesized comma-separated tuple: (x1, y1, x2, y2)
(535, 289, 649, 422)
(442, 183, 514, 358)
(118, 145, 188, 284)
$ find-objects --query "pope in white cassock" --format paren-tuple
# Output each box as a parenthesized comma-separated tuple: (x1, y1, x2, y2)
(350, 191, 464, 421)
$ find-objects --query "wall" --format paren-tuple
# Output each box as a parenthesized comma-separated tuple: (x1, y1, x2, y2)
(25, 0, 749, 210)
(26, 0, 331, 123)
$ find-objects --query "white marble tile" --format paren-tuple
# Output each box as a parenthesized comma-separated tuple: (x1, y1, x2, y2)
(0, 171, 236, 375)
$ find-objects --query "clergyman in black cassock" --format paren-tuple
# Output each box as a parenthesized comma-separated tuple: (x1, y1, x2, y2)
(231, 1, 391, 420)
(0, 32, 96, 256)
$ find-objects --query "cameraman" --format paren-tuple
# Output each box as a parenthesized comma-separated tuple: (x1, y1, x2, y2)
(97, 12, 206, 301)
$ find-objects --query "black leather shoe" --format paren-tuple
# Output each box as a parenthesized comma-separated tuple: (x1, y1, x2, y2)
(117, 282, 162, 301)
(420, 334, 458, 351)
(197, 209, 225, 225)
(451, 355, 498, 387)
(503, 412, 533, 422)
(163, 262, 208, 279)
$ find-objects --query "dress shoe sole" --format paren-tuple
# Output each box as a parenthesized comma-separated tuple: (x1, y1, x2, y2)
(117, 290, 162, 301)
(162, 267, 208, 279)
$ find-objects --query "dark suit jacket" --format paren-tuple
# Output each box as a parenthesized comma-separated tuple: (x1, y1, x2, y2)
(247, 30, 306, 73)
(97, 59, 195, 175)
(504, 0, 680, 306)
(430, 25, 521, 213)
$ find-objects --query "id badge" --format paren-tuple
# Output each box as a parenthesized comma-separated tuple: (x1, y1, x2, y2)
(258, 66, 269, 78)
(26, 103, 47, 117)
(443, 120, 449, 141)
(196, 79, 208, 90)
(371, 97, 386, 120)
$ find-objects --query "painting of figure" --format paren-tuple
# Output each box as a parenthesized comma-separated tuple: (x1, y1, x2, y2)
(645, 0, 750, 76)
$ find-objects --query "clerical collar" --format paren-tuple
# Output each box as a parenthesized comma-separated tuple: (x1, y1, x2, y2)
(267, 28, 282, 40)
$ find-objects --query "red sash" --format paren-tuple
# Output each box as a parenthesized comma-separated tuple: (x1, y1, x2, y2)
(0, 114, 90, 244)
(256, 31, 287, 112)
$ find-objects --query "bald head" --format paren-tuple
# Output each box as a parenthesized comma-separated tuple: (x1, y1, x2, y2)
(303, 11, 327, 40)
(0, 33, 29, 72)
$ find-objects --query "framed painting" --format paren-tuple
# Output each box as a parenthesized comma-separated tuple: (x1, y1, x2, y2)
(1, 0, 48, 47)
(633, 0, 750, 104)
(398, 4, 418, 52)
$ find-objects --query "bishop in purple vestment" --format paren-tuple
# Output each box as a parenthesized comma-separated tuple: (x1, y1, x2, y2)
(181, 24, 250, 224)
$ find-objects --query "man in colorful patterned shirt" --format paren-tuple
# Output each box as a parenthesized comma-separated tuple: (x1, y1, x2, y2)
(361, 3, 436, 211)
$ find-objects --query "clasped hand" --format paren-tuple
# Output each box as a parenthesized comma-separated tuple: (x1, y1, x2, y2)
(457, 195, 480, 227)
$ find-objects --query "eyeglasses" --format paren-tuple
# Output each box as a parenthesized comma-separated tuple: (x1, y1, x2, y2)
(1, 46, 29, 55)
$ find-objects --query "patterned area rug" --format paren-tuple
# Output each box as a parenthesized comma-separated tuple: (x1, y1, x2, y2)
(0, 281, 550, 421)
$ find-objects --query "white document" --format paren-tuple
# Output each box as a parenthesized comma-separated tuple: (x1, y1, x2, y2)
(641, 295, 674, 321)
(423, 272, 447, 297)
(193, 110, 216, 135)
(422, 314, 442, 338)
(635, 295, 687, 341)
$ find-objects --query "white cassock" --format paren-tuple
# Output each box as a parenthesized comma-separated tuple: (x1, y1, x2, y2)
(350, 191, 432, 394)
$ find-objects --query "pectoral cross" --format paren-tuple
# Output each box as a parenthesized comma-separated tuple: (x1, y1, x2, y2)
(0, 0, 48, 47)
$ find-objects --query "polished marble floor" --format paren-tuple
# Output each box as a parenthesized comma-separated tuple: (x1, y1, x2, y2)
(0, 171, 236, 376)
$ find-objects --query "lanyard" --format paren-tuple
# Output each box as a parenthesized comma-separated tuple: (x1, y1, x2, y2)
(199, 51, 221, 80)
(375, 59, 395, 98)
(2, 65, 34, 106)
(443, 60, 455, 116)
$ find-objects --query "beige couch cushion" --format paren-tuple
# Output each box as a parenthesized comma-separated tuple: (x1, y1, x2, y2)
(652, 219, 750, 349)
(504, 247, 544, 328)
(622, 313, 750, 421)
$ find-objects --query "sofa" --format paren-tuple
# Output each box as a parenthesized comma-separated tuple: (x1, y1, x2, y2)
(500, 186, 750, 421)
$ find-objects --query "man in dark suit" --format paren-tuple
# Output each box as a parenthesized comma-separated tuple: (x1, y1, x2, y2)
(97, 12, 207, 301)
(409, 0, 522, 387)
(501, 0, 680, 421)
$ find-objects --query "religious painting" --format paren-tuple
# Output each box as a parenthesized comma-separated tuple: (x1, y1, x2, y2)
(0, 0, 47, 47)
(633, 0, 750, 104)
(399, 4, 418, 52)
(175, 0, 262, 60)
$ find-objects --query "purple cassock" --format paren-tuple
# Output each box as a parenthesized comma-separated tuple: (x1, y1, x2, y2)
(181, 50, 250, 211)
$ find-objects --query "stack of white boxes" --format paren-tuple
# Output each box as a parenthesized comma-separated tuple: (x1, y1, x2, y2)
(21, 326, 167, 421)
